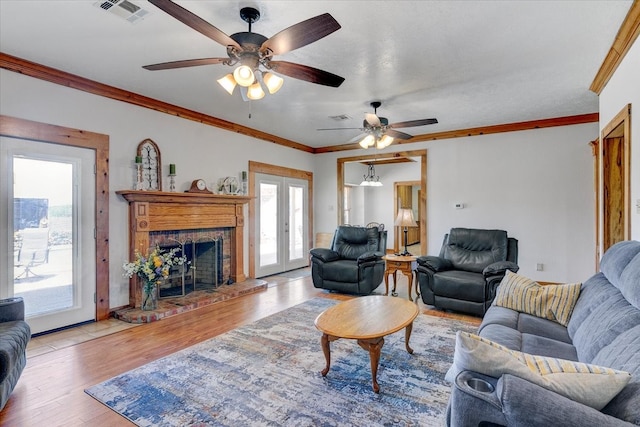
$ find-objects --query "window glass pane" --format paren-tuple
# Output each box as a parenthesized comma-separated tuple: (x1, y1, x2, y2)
(288, 186, 303, 260)
(259, 182, 278, 266)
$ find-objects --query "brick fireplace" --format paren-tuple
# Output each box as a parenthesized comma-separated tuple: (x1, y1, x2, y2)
(116, 190, 251, 308)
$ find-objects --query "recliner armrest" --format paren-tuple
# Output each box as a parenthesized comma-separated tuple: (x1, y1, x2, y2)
(309, 248, 340, 263)
(482, 261, 519, 278)
(497, 374, 633, 426)
(416, 256, 453, 272)
(357, 251, 384, 263)
(0, 297, 25, 322)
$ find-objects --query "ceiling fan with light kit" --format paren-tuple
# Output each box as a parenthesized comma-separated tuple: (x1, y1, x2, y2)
(320, 101, 438, 149)
(143, 0, 345, 100)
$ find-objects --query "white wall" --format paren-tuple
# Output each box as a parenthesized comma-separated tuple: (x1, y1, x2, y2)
(0, 69, 314, 308)
(314, 123, 598, 283)
(598, 36, 640, 241)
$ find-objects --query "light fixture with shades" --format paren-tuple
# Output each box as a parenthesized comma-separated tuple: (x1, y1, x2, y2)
(319, 101, 437, 148)
(143, 6, 345, 102)
(394, 208, 417, 255)
(360, 163, 383, 187)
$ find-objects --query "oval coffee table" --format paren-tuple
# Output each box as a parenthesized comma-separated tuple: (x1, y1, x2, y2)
(314, 295, 419, 393)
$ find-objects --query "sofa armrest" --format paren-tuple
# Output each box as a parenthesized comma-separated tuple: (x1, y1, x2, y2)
(416, 255, 453, 272)
(482, 261, 519, 278)
(0, 297, 25, 322)
(309, 248, 340, 263)
(498, 374, 635, 427)
(357, 251, 384, 263)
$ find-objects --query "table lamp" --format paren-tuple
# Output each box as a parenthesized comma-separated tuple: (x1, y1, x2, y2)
(394, 208, 417, 256)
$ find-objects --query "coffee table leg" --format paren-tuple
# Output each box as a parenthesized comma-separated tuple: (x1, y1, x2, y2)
(358, 337, 384, 393)
(405, 322, 414, 354)
(320, 333, 331, 376)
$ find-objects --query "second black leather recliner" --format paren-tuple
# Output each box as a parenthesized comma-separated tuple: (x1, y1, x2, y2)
(416, 228, 519, 316)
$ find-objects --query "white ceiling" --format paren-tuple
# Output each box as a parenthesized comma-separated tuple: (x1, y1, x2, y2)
(0, 1, 633, 150)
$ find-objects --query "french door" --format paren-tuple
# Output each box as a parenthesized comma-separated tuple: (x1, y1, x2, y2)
(0, 137, 96, 334)
(254, 173, 309, 277)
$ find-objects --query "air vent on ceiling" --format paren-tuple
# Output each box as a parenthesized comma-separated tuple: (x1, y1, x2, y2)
(93, 0, 151, 24)
(329, 114, 351, 121)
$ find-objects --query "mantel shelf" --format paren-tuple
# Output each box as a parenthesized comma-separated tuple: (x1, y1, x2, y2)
(116, 190, 251, 204)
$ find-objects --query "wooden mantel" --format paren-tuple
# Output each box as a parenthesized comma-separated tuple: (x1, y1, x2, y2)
(116, 190, 251, 308)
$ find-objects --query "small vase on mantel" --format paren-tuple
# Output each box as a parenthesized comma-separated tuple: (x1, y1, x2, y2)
(141, 280, 158, 311)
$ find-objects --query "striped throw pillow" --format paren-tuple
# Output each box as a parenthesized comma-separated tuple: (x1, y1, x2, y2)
(446, 332, 631, 410)
(493, 270, 581, 326)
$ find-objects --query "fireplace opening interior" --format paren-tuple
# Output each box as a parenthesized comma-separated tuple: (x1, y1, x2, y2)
(158, 237, 224, 298)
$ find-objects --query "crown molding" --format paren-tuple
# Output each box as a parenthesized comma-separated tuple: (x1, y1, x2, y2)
(590, 1, 640, 94)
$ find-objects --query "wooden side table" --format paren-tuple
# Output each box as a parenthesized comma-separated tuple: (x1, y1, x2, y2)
(383, 254, 418, 300)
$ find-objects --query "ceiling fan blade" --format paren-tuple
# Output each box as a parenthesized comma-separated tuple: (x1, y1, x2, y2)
(348, 133, 368, 143)
(143, 57, 228, 70)
(317, 127, 362, 131)
(365, 113, 380, 127)
(148, 0, 241, 50)
(389, 118, 439, 128)
(260, 13, 341, 56)
(268, 61, 345, 87)
(385, 129, 413, 140)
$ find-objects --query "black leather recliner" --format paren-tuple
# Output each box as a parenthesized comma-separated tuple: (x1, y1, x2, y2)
(310, 225, 387, 295)
(416, 228, 519, 316)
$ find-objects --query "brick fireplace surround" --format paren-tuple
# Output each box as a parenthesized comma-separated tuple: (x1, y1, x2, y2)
(116, 190, 251, 309)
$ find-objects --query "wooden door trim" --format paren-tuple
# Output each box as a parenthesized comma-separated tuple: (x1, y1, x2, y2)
(247, 161, 313, 278)
(600, 104, 631, 254)
(337, 150, 427, 256)
(0, 115, 110, 320)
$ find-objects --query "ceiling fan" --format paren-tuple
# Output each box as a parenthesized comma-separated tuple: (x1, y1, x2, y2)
(319, 101, 438, 149)
(143, 0, 345, 100)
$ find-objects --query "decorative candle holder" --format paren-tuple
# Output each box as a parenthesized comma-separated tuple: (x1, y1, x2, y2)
(169, 173, 176, 192)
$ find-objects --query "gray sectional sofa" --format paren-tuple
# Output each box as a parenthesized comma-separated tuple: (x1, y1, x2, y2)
(0, 297, 31, 410)
(448, 240, 640, 426)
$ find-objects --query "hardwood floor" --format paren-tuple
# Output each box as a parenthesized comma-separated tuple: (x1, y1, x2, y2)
(0, 270, 479, 426)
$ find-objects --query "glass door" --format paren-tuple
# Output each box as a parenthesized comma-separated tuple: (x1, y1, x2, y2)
(254, 173, 309, 277)
(1, 137, 96, 334)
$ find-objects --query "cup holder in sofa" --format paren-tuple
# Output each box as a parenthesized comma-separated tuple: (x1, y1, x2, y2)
(466, 377, 495, 393)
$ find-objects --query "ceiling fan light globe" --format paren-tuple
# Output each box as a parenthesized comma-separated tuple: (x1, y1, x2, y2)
(217, 74, 237, 95)
(247, 81, 265, 100)
(233, 65, 255, 87)
(377, 135, 394, 149)
(359, 134, 375, 149)
(263, 72, 284, 94)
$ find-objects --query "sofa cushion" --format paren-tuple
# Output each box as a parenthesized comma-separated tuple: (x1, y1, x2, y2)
(618, 251, 640, 309)
(592, 325, 640, 424)
(448, 332, 631, 410)
(517, 313, 572, 344)
(494, 270, 581, 326)
(570, 290, 640, 363)
(599, 240, 640, 292)
(0, 321, 30, 384)
(520, 334, 578, 361)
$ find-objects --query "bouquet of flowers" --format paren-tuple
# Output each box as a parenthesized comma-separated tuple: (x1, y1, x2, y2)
(123, 246, 188, 294)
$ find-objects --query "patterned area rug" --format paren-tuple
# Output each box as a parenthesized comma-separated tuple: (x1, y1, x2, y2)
(86, 298, 478, 426)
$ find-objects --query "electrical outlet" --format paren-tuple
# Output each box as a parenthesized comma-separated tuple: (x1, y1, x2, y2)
(536, 263, 544, 271)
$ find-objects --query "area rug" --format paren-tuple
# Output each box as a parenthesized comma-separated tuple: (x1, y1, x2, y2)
(86, 298, 478, 426)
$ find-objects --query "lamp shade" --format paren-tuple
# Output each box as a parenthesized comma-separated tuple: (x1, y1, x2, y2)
(359, 135, 375, 149)
(233, 65, 255, 87)
(263, 72, 284, 94)
(217, 74, 237, 95)
(247, 81, 265, 100)
(377, 134, 394, 149)
(394, 208, 417, 227)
